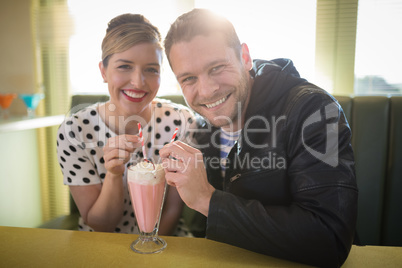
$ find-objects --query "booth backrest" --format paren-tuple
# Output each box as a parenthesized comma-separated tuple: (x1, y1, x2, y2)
(67, 94, 402, 246)
(334, 95, 402, 246)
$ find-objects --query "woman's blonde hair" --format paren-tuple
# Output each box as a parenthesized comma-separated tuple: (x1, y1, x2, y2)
(101, 13, 162, 67)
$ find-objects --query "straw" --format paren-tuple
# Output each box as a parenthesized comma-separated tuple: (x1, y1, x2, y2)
(137, 123, 147, 160)
(170, 127, 179, 143)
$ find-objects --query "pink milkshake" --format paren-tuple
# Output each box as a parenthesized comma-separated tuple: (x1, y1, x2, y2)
(128, 161, 166, 234)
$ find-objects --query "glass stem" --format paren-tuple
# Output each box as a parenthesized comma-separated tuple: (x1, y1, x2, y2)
(27, 108, 35, 118)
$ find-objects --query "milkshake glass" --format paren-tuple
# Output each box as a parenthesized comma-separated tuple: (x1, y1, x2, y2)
(128, 161, 167, 254)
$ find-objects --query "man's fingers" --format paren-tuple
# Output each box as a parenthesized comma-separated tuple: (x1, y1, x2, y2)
(162, 158, 186, 173)
(165, 171, 186, 187)
(159, 141, 199, 161)
(173, 141, 200, 154)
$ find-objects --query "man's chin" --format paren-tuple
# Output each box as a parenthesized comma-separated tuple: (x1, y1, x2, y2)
(195, 107, 233, 127)
(204, 115, 235, 129)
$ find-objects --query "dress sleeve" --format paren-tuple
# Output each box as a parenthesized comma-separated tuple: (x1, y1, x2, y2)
(177, 107, 199, 148)
(56, 115, 102, 186)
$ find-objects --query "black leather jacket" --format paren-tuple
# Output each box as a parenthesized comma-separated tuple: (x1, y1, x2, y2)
(196, 59, 358, 268)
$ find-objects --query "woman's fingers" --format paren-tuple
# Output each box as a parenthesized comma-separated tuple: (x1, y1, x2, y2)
(105, 135, 140, 151)
(103, 135, 141, 175)
(103, 148, 131, 162)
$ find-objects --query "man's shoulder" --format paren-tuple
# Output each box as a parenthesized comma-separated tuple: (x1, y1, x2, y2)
(287, 84, 339, 111)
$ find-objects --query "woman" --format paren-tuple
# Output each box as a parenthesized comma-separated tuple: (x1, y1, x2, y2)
(57, 13, 197, 235)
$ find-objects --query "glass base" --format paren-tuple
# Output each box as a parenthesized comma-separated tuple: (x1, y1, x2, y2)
(130, 235, 167, 254)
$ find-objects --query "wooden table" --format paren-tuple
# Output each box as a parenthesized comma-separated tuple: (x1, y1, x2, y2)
(1, 226, 401, 267)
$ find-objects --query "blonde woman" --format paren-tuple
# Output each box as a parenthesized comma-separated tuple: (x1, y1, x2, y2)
(57, 13, 196, 236)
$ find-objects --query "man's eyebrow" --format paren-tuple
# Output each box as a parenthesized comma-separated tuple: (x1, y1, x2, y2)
(176, 72, 192, 80)
(176, 59, 227, 80)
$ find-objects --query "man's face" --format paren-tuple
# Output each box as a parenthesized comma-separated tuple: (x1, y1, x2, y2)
(168, 33, 253, 131)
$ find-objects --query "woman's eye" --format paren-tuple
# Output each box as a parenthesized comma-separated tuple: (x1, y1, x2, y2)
(145, 67, 160, 74)
(117, 65, 131, 70)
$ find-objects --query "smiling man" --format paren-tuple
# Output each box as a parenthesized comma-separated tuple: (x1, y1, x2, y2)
(169, 32, 251, 131)
(160, 9, 358, 268)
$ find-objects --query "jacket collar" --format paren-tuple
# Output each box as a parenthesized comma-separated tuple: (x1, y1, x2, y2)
(245, 58, 306, 120)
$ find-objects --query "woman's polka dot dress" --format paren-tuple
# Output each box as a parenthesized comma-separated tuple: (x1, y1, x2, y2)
(57, 98, 198, 236)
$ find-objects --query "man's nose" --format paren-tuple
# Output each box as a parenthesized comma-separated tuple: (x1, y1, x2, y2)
(197, 75, 219, 99)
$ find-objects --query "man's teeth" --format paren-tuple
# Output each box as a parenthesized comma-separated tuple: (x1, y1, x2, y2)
(205, 96, 227, 108)
(124, 90, 146, 98)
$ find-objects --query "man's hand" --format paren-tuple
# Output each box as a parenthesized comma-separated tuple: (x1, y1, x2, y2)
(160, 141, 215, 216)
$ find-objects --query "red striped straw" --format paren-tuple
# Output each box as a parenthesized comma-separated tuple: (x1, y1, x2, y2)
(137, 123, 147, 160)
(170, 127, 179, 143)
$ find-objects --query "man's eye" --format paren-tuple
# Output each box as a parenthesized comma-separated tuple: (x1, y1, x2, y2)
(182, 76, 196, 84)
(211, 65, 224, 73)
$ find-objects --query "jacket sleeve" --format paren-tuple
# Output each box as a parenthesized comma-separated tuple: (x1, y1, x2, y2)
(205, 93, 358, 268)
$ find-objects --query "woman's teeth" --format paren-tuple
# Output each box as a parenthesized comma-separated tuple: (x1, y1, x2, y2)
(124, 90, 146, 98)
(205, 96, 227, 109)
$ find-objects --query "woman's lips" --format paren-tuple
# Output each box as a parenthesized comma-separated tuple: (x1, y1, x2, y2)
(122, 90, 147, 102)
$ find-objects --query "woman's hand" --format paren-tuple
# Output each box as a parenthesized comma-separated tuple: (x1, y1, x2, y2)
(103, 135, 141, 176)
(71, 134, 141, 232)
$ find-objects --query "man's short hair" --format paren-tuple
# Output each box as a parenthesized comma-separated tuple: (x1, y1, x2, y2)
(164, 8, 242, 64)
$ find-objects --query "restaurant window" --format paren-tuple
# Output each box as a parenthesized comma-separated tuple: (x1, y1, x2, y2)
(314, 0, 359, 95)
(67, 0, 317, 95)
(67, 0, 186, 96)
(194, 0, 317, 83)
(32, 0, 74, 221)
(354, 0, 402, 95)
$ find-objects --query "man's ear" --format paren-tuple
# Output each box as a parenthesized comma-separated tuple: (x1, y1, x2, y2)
(241, 43, 253, 70)
(99, 61, 107, 83)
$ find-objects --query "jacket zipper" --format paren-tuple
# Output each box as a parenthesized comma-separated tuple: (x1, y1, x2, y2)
(230, 174, 241, 182)
(229, 168, 275, 183)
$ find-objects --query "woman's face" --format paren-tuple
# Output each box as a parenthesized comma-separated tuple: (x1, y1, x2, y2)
(100, 42, 162, 119)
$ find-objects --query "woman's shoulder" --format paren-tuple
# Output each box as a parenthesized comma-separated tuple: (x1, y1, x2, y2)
(152, 97, 195, 117)
(151, 97, 198, 131)
(57, 103, 104, 140)
(62, 103, 102, 126)
(153, 97, 187, 109)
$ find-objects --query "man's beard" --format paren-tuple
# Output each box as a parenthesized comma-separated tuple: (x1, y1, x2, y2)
(203, 70, 250, 129)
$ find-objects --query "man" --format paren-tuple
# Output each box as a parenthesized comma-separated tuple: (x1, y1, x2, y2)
(160, 9, 357, 268)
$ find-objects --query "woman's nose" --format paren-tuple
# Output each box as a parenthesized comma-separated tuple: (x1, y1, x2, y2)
(130, 69, 145, 88)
